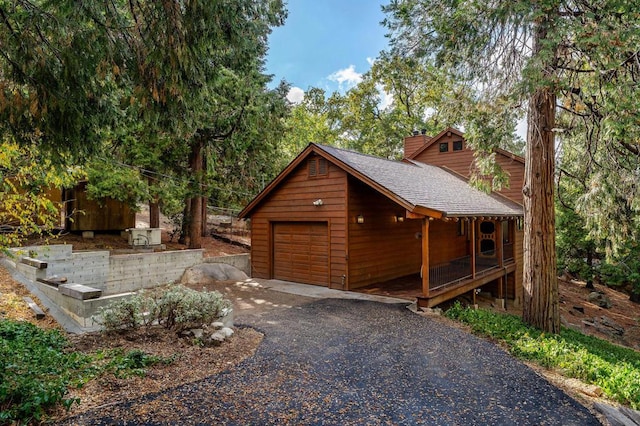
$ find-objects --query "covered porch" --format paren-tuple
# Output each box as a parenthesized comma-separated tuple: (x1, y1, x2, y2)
(355, 215, 520, 308)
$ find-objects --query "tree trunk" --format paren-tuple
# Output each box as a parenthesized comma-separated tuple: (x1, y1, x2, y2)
(147, 175, 160, 229)
(187, 138, 204, 249)
(522, 17, 560, 333)
(585, 249, 595, 289)
(201, 197, 208, 237)
(178, 200, 190, 245)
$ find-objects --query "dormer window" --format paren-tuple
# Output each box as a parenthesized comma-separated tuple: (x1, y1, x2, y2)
(439, 143, 448, 152)
(308, 157, 328, 178)
(453, 140, 463, 151)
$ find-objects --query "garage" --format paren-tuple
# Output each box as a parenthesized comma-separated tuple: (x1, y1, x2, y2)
(273, 222, 329, 286)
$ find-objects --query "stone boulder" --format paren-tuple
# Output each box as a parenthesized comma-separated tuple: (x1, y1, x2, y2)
(181, 263, 248, 285)
(587, 291, 612, 309)
(583, 315, 625, 337)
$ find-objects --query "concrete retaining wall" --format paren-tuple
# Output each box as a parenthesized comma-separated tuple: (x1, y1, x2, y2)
(11, 245, 248, 329)
(106, 250, 204, 295)
(50, 251, 110, 289)
(204, 253, 250, 275)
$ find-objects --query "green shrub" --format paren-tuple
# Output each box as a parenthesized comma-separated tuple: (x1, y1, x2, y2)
(0, 320, 91, 424)
(0, 319, 177, 424)
(96, 284, 232, 333)
(445, 302, 640, 409)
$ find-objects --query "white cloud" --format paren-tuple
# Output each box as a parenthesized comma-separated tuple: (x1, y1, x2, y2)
(287, 87, 305, 104)
(366, 57, 376, 66)
(376, 84, 393, 111)
(327, 65, 363, 90)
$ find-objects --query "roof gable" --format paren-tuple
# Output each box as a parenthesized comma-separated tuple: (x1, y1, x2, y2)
(239, 143, 523, 219)
(407, 126, 524, 165)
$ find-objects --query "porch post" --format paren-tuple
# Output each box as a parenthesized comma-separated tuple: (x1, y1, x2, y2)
(471, 218, 476, 278)
(497, 220, 504, 267)
(496, 220, 504, 300)
(422, 218, 430, 297)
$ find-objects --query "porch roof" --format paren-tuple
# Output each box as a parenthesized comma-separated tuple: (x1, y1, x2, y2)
(317, 144, 523, 218)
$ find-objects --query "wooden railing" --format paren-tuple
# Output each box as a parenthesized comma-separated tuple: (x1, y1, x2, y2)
(503, 242, 514, 261)
(429, 250, 500, 292)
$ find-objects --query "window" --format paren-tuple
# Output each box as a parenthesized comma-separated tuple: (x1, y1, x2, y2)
(308, 157, 328, 178)
(453, 140, 463, 151)
(439, 142, 448, 152)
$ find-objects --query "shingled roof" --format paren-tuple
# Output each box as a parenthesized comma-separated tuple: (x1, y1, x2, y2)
(317, 144, 522, 218)
(239, 143, 523, 219)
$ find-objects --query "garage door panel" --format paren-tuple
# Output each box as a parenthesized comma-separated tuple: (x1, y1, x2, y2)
(273, 222, 329, 286)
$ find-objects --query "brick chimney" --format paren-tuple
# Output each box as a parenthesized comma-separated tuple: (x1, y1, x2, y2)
(403, 129, 430, 158)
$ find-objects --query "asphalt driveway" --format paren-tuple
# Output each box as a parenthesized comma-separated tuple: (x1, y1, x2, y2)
(64, 295, 599, 425)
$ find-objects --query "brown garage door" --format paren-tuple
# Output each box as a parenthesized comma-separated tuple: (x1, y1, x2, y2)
(273, 222, 329, 286)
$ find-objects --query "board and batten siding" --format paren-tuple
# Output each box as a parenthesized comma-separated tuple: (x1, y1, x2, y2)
(411, 134, 525, 204)
(347, 177, 422, 289)
(248, 156, 348, 289)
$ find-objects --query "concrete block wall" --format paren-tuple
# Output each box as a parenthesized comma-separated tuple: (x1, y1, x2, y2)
(204, 254, 251, 275)
(48, 251, 110, 288)
(10, 245, 72, 262)
(36, 281, 133, 328)
(106, 249, 204, 295)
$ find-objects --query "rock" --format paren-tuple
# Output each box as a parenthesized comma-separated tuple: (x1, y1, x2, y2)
(219, 327, 234, 338)
(191, 328, 204, 339)
(209, 331, 226, 344)
(594, 402, 640, 426)
(583, 316, 624, 337)
(181, 263, 248, 285)
(587, 291, 612, 309)
(211, 321, 225, 330)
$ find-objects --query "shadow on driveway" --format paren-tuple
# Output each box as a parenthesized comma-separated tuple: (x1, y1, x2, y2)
(65, 298, 600, 425)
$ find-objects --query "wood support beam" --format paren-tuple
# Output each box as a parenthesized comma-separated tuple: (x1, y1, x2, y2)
(471, 218, 476, 278)
(421, 218, 430, 297)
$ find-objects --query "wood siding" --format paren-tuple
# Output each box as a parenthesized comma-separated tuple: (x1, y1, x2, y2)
(428, 220, 468, 265)
(411, 134, 525, 204)
(65, 182, 135, 231)
(347, 177, 421, 289)
(248, 156, 348, 288)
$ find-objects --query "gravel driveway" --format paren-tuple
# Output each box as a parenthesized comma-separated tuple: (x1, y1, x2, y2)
(64, 298, 599, 425)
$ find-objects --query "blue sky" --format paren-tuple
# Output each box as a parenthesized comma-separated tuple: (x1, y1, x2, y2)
(265, 1, 389, 102)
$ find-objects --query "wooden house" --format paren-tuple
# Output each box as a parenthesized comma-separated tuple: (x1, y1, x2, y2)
(239, 128, 525, 308)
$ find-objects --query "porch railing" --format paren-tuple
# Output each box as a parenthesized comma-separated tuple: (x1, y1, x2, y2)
(429, 256, 471, 291)
(503, 242, 514, 261)
(429, 250, 501, 292)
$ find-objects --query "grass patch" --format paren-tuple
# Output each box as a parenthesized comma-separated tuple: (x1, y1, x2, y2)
(445, 302, 640, 409)
(0, 320, 174, 425)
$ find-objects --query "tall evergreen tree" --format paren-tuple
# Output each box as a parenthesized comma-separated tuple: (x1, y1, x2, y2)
(383, 0, 640, 332)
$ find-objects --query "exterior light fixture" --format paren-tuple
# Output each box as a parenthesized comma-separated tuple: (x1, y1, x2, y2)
(313, 199, 323, 206)
(356, 214, 365, 224)
(395, 215, 404, 223)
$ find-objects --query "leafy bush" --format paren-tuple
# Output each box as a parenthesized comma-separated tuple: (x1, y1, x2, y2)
(96, 284, 232, 333)
(445, 302, 640, 409)
(0, 320, 91, 424)
(0, 319, 176, 424)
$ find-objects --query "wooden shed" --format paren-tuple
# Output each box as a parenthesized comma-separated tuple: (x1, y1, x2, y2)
(64, 181, 135, 232)
(239, 128, 525, 308)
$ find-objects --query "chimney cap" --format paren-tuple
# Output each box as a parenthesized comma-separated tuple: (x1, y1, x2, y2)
(412, 130, 419, 136)
(421, 128, 427, 135)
